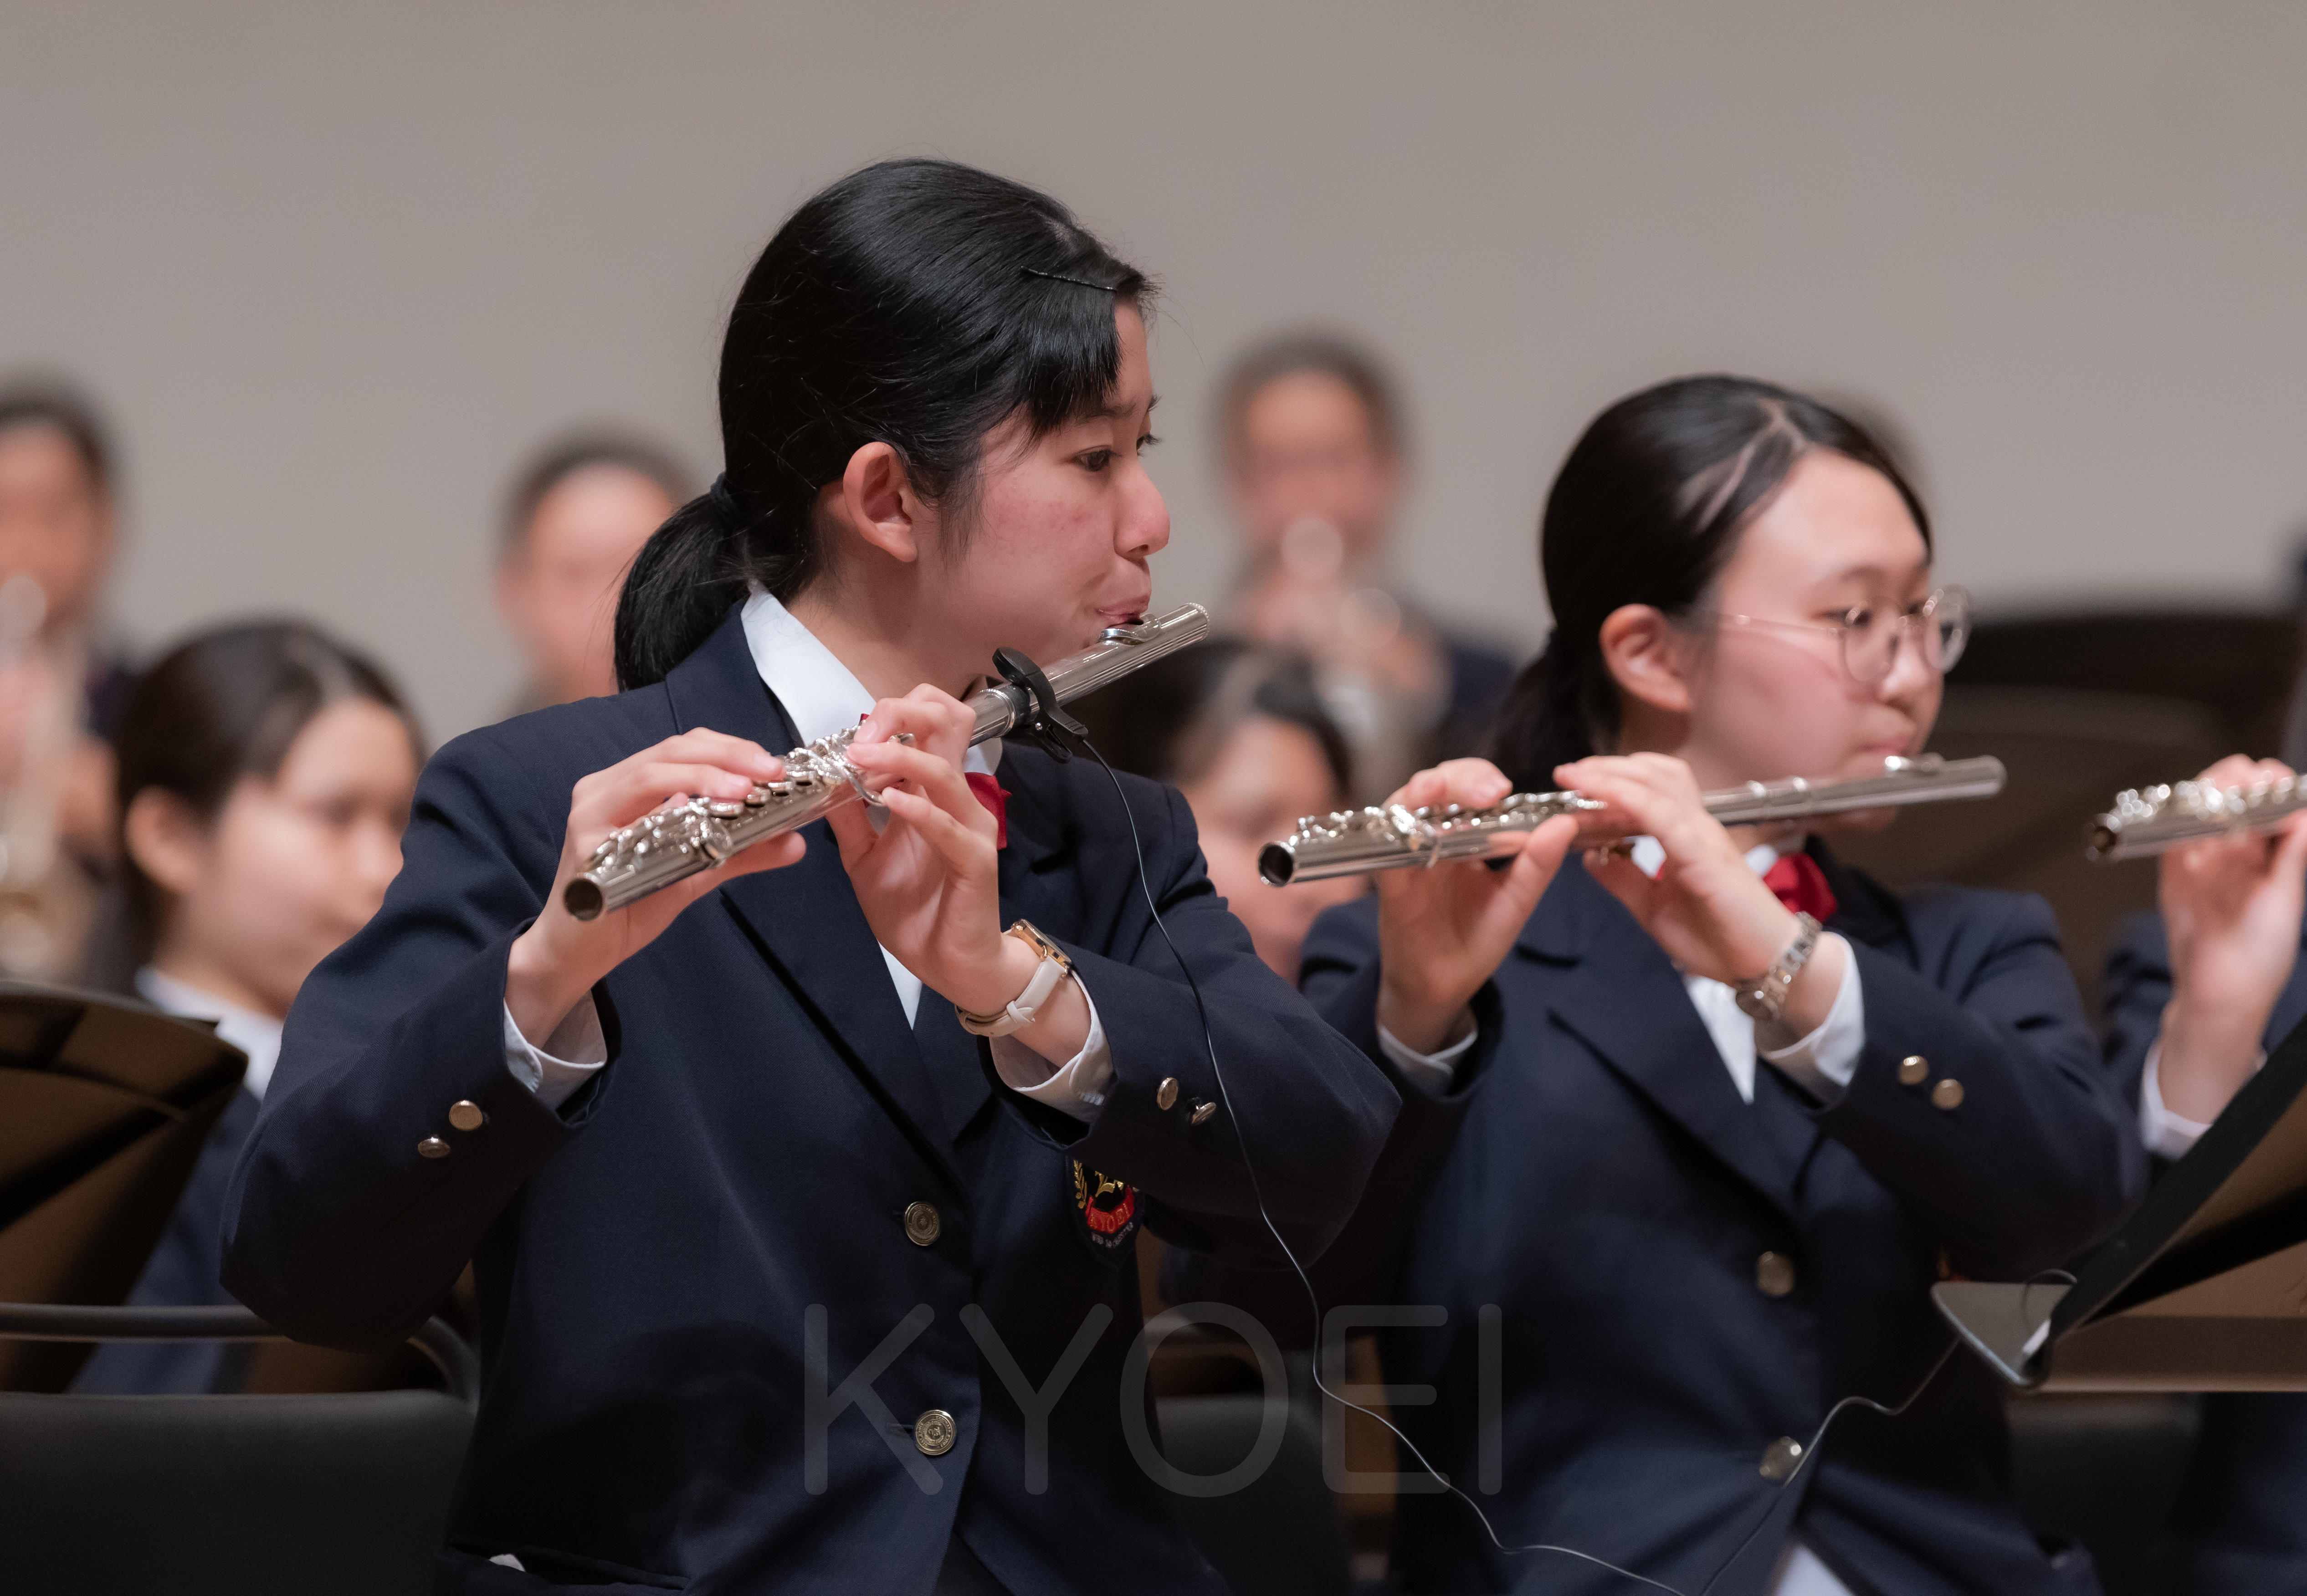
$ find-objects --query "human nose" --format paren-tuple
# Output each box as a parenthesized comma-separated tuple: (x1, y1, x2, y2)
(1870, 616, 1941, 701)
(1119, 466, 1169, 559)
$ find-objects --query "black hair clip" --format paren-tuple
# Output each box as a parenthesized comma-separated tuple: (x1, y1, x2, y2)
(1020, 266, 1118, 293)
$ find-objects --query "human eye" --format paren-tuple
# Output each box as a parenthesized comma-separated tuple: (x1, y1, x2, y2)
(1136, 432, 1161, 454)
(1827, 604, 1875, 632)
(1076, 448, 1115, 474)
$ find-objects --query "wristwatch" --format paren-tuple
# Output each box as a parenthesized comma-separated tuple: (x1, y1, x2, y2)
(1732, 913, 1823, 1024)
(956, 920, 1075, 1038)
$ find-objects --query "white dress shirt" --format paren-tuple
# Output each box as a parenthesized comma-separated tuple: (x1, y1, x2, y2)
(2136, 1042, 2256, 1160)
(1374, 839, 1865, 1596)
(137, 965, 286, 1101)
(502, 590, 1113, 1119)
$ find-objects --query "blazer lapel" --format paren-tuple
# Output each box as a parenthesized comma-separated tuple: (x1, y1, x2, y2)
(660, 610, 971, 1185)
(1519, 862, 1802, 1222)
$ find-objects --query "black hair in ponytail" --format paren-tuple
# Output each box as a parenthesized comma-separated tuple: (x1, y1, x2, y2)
(1489, 375, 1929, 790)
(614, 159, 1150, 689)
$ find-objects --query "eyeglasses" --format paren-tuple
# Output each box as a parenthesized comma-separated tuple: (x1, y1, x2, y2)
(1697, 585, 1972, 685)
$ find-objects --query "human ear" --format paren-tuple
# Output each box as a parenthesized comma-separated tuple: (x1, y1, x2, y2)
(1598, 603, 1694, 717)
(123, 787, 212, 899)
(828, 441, 923, 566)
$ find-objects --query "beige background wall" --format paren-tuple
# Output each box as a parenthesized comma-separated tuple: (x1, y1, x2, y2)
(4, 2, 2303, 741)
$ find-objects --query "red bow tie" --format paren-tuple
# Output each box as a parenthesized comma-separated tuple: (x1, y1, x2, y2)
(1763, 851, 1838, 923)
(966, 773, 1010, 850)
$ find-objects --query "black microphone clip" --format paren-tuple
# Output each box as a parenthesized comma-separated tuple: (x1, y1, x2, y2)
(993, 647, 1087, 762)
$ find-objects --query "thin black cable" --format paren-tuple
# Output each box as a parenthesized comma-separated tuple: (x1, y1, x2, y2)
(1693, 1336, 1960, 1596)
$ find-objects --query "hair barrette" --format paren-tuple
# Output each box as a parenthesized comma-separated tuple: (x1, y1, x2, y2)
(1020, 266, 1118, 293)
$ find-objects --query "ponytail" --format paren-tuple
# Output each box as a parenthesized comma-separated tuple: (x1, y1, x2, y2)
(613, 482, 754, 691)
(1487, 635, 1600, 793)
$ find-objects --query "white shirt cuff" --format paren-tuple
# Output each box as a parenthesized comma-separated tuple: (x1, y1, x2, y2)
(2137, 1041, 2251, 1160)
(1376, 1014, 1480, 1094)
(502, 996, 607, 1111)
(1758, 935, 1864, 1103)
(990, 987, 1110, 1123)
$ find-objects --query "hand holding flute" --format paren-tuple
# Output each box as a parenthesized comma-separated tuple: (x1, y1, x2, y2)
(506, 729, 807, 1048)
(1368, 753, 1848, 1054)
(1374, 760, 1580, 1053)
(2147, 755, 2307, 1125)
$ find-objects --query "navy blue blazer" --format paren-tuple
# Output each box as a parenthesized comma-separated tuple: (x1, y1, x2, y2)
(74, 1084, 260, 1394)
(2105, 913, 2307, 1596)
(221, 608, 1398, 1596)
(1190, 848, 2142, 1596)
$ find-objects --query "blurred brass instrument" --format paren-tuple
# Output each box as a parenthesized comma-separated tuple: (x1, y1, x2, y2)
(1258, 753, 2007, 886)
(564, 605, 1211, 920)
(2087, 772, 2307, 862)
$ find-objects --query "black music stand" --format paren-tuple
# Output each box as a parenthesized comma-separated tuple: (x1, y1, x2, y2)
(1935, 1007, 2307, 1391)
(0, 983, 247, 1391)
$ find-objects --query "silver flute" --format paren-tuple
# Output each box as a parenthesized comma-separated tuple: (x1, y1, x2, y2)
(2088, 772, 2307, 862)
(564, 605, 1211, 920)
(1258, 753, 2008, 886)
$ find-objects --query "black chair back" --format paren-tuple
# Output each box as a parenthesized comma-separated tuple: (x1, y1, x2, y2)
(0, 1303, 474, 1596)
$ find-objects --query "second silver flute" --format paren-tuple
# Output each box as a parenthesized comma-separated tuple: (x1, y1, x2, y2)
(1258, 753, 2007, 886)
(564, 605, 1210, 920)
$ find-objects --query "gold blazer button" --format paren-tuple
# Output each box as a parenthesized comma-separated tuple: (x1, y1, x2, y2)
(1931, 1078, 1966, 1111)
(903, 1201, 942, 1247)
(914, 1409, 958, 1457)
(1760, 1436, 1805, 1481)
(1755, 1252, 1797, 1298)
(448, 1100, 486, 1132)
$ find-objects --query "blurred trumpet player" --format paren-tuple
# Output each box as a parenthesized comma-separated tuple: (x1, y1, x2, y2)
(0, 384, 133, 977)
(2103, 754, 2307, 1595)
(1219, 336, 1514, 798)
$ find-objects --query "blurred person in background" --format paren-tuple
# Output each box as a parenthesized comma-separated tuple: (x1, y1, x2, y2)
(2104, 753, 2307, 1595)
(75, 621, 420, 1394)
(1220, 335, 1516, 799)
(0, 383, 135, 975)
(1071, 637, 1359, 982)
(494, 434, 687, 711)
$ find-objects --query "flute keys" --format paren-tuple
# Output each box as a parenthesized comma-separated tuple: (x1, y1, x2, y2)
(707, 800, 745, 819)
(743, 786, 772, 807)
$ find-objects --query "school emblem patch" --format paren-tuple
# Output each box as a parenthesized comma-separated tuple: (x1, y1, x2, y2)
(1069, 1160, 1139, 1253)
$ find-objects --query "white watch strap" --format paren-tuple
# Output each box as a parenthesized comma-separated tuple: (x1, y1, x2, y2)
(959, 952, 1071, 1037)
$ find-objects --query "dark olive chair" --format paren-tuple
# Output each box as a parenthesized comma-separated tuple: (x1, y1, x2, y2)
(0, 1302, 476, 1596)
(1159, 1388, 1359, 1596)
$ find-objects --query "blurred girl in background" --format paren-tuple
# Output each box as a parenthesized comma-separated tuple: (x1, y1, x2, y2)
(1071, 637, 1360, 981)
(76, 621, 419, 1393)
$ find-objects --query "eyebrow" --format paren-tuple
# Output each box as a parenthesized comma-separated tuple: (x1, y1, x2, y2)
(1095, 393, 1159, 421)
(1816, 560, 1928, 585)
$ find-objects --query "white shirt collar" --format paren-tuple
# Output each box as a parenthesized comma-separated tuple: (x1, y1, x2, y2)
(135, 966, 285, 1102)
(738, 590, 999, 776)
